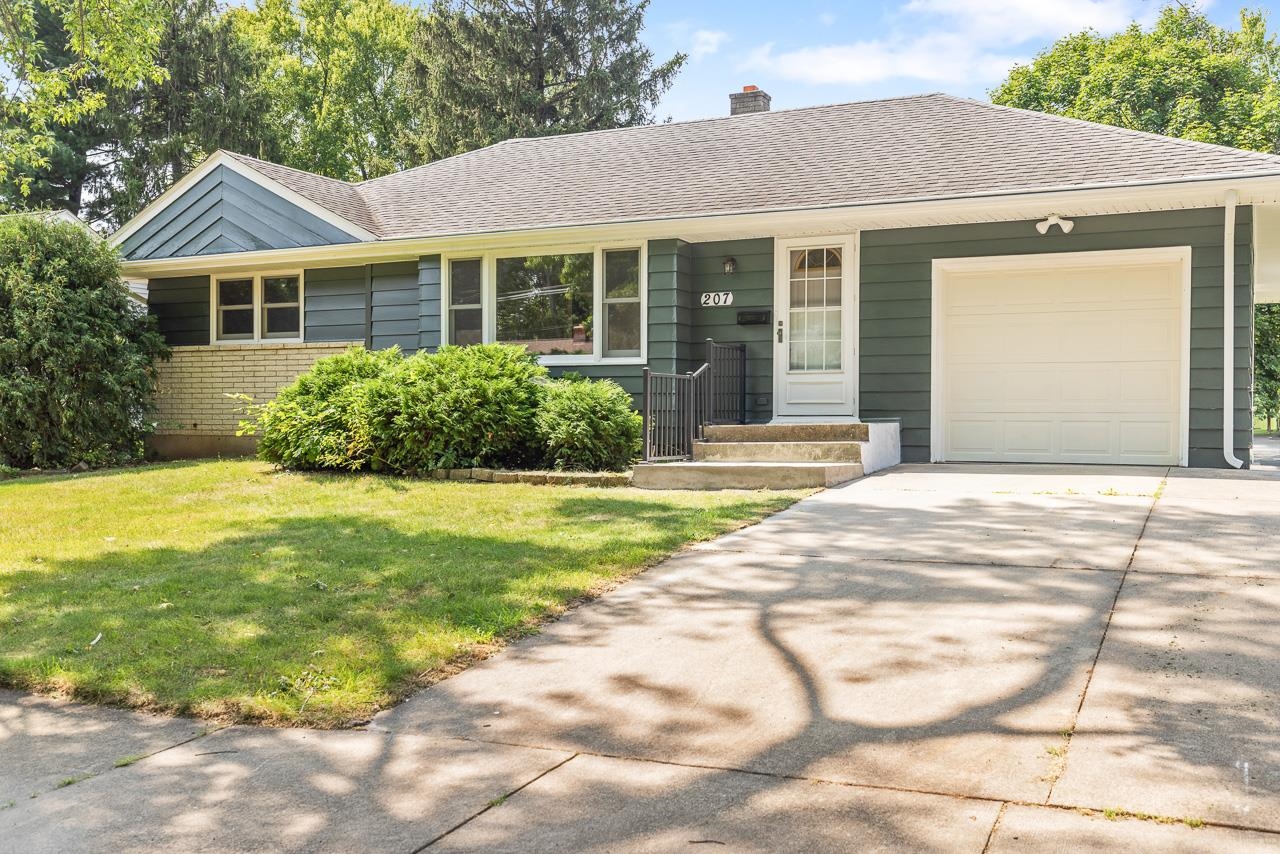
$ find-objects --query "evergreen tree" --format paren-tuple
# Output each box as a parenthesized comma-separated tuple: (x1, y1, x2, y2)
(94, 0, 281, 227)
(400, 0, 685, 163)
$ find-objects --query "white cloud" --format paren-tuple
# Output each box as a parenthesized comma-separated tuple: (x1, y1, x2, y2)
(690, 29, 730, 62)
(742, 0, 1148, 87)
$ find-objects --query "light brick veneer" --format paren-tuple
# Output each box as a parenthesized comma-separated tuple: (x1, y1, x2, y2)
(152, 342, 360, 436)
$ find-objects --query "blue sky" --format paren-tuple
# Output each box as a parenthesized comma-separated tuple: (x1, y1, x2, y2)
(642, 0, 1279, 121)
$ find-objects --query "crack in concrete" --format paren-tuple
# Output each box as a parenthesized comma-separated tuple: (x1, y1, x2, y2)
(414, 752, 579, 851)
(427, 730, 1280, 839)
(1044, 468, 1169, 807)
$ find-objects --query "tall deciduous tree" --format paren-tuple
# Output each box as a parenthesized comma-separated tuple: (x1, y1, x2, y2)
(0, 0, 168, 195)
(401, 0, 686, 164)
(990, 6, 1280, 152)
(230, 0, 418, 181)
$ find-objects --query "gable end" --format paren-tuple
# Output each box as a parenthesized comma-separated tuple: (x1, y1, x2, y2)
(119, 165, 360, 260)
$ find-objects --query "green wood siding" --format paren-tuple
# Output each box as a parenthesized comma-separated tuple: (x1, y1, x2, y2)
(148, 275, 210, 346)
(121, 166, 358, 260)
(305, 265, 367, 343)
(417, 255, 442, 353)
(646, 240, 692, 374)
(859, 207, 1253, 467)
(369, 261, 419, 352)
(691, 238, 774, 421)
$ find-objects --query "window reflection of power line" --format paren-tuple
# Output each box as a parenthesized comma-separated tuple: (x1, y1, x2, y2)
(496, 285, 572, 302)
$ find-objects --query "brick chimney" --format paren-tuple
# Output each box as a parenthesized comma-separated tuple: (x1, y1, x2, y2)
(729, 85, 771, 115)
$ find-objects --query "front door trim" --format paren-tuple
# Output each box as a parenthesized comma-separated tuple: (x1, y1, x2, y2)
(772, 233, 859, 418)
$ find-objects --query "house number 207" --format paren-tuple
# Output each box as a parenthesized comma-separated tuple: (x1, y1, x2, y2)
(700, 291, 734, 307)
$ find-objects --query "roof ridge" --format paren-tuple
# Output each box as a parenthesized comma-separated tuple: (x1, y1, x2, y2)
(356, 92, 954, 189)
(944, 95, 1280, 164)
(491, 92, 951, 146)
(223, 150, 360, 187)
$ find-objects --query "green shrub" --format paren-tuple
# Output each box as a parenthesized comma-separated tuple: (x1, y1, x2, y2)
(0, 216, 169, 469)
(536, 377, 641, 471)
(369, 344, 547, 472)
(252, 346, 400, 470)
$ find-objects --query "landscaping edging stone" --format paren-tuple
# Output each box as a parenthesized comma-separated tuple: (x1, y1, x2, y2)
(427, 468, 633, 487)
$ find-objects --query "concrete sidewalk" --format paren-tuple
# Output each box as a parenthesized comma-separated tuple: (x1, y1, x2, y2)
(2, 464, 1278, 852)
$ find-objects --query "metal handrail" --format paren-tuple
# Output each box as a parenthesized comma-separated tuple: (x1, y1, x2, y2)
(641, 339, 747, 461)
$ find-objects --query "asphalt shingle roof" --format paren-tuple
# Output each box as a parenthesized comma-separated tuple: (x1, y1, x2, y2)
(224, 94, 1280, 241)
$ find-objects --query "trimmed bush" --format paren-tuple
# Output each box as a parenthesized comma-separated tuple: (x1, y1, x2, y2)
(536, 376, 642, 472)
(252, 346, 400, 470)
(370, 344, 547, 472)
(251, 344, 643, 475)
(0, 216, 169, 469)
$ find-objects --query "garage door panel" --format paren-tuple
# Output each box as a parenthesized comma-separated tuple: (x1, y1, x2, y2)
(1004, 420, 1054, 454)
(1120, 368, 1178, 407)
(1060, 420, 1113, 456)
(938, 253, 1184, 465)
(1119, 420, 1177, 457)
(949, 420, 1000, 454)
(1059, 368, 1121, 406)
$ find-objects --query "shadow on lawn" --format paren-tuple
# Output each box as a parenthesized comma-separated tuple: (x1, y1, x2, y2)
(4, 473, 1276, 850)
(0, 491, 780, 724)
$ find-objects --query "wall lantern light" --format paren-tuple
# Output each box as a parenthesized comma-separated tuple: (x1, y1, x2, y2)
(723, 257, 737, 275)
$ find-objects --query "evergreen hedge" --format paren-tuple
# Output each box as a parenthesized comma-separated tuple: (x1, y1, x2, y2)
(0, 216, 169, 469)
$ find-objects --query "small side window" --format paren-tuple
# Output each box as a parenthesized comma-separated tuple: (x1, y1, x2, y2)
(603, 249, 641, 358)
(262, 276, 300, 339)
(216, 279, 254, 340)
(449, 259, 483, 346)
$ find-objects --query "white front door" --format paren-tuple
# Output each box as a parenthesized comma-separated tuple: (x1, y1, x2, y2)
(773, 236, 857, 417)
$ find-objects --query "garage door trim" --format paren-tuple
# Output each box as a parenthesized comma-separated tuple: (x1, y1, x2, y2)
(930, 246, 1192, 466)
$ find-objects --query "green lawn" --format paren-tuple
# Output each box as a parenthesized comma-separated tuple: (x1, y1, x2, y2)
(0, 460, 802, 726)
(1257, 413, 1277, 436)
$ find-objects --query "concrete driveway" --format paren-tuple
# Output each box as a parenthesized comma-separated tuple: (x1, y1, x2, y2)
(2, 464, 1279, 852)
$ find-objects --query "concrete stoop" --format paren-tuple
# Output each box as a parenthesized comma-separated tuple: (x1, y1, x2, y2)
(632, 422, 900, 490)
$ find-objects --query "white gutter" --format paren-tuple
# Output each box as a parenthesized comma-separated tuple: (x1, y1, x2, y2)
(1223, 190, 1245, 469)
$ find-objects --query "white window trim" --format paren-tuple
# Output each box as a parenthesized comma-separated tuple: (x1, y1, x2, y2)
(210, 270, 305, 344)
(441, 240, 648, 366)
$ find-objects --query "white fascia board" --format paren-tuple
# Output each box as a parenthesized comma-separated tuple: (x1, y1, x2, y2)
(121, 174, 1280, 279)
(108, 151, 376, 250)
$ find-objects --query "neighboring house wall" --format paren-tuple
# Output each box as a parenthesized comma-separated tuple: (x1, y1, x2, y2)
(147, 341, 357, 458)
(120, 166, 358, 259)
(859, 207, 1253, 467)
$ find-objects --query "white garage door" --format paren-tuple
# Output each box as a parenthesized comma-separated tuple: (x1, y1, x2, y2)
(934, 249, 1188, 465)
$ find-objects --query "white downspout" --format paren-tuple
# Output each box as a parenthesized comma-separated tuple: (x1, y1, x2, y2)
(1223, 190, 1245, 469)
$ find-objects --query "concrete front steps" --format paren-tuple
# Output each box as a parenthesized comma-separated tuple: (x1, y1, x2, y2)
(632, 422, 899, 490)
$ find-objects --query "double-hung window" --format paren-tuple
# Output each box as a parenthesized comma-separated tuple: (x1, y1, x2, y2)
(445, 244, 645, 362)
(213, 273, 303, 343)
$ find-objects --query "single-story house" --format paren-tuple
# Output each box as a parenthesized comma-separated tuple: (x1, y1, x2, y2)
(113, 89, 1280, 468)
